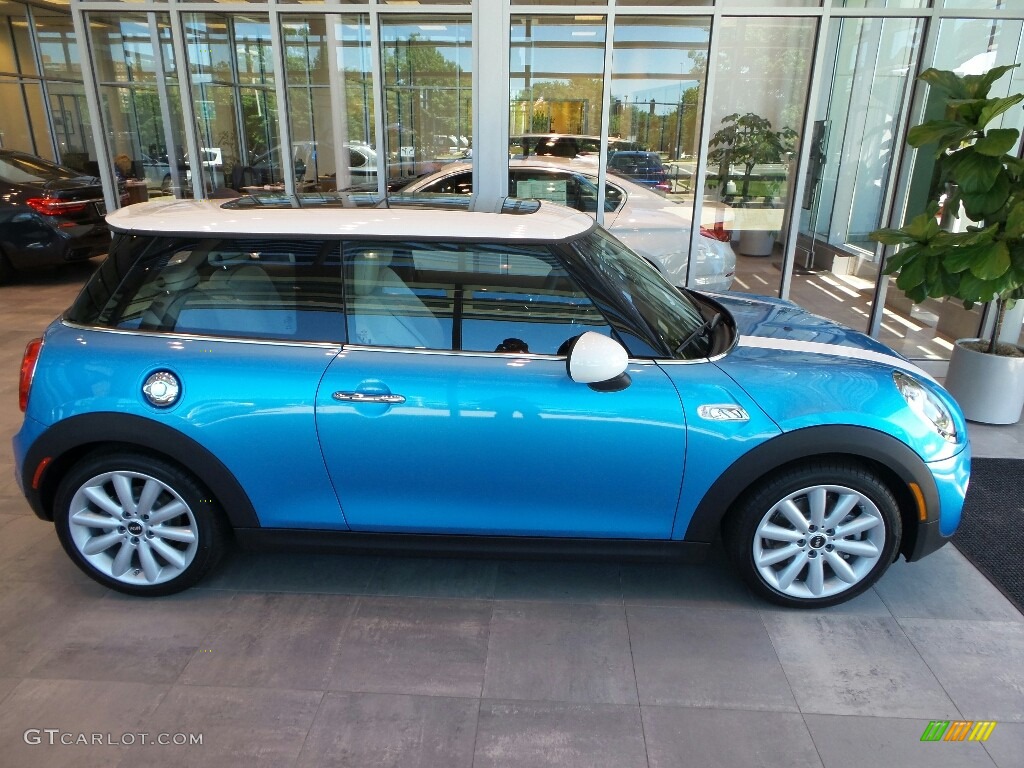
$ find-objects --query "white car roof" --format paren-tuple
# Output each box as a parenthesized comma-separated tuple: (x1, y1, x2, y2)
(106, 197, 596, 241)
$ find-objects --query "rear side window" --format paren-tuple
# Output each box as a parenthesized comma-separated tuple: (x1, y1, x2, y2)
(70, 235, 344, 343)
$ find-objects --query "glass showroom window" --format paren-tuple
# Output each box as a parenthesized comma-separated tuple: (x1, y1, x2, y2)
(88, 13, 184, 196)
(701, 15, 816, 296)
(510, 15, 606, 141)
(883, 17, 1024, 355)
(183, 12, 276, 196)
(279, 13, 376, 193)
(610, 15, 714, 286)
(379, 16, 471, 182)
(795, 16, 924, 352)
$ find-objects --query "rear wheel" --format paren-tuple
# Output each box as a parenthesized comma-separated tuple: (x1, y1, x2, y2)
(54, 452, 228, 596)
(725, 462, 901, 608)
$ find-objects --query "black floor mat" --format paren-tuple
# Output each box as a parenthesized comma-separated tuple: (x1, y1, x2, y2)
(952, 458, 1024, 613)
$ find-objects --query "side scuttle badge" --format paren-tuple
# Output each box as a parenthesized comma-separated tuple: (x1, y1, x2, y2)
(697, 404, 749, 422)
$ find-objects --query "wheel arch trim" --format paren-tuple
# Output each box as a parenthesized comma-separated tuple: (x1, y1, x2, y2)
(683, 425, 941, 558)
(21, 412, 258, 529)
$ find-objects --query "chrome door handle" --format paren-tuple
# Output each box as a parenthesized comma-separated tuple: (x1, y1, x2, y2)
(333, 391, 406, 404)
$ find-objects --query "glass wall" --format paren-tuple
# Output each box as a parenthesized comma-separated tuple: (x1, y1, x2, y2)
(702, 16, 817, 296)
(796, 16, 925, 350)
(183, 12, 276, 195)
(510, 14, 606, 141)
(380, 16, 471, 181)
(0, 0, 89, 167)
(279, 13, 375, 192)
(88, 13, 184, 196)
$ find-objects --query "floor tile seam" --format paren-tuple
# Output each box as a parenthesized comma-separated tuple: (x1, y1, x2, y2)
(9, 673, 333, 696)
(894, 615, 1024, 631)
(754, 607, 808, 715)
(468, 697, 484, 768)
(288, 689, 329, 768)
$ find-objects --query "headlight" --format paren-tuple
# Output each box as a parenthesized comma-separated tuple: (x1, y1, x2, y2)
(893, 371, 958, 443)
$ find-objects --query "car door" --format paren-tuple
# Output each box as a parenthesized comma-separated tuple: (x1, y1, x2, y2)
(315, 238, 687, 538)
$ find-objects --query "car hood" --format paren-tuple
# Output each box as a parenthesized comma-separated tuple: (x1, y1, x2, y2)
(710, 290, 917, 354)
(702, 291, 967, 463)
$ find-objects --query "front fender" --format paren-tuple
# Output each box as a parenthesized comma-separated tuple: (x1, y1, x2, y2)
(683, 425, 965, 560)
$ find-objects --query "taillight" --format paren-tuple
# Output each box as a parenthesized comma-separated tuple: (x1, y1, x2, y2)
(700, 224, 732, 243)
(19, 338, 42, 412)
(25, 197, 88, 216)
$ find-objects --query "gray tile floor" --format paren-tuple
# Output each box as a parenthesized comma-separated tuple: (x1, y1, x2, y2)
(0, 261, 1022, 768)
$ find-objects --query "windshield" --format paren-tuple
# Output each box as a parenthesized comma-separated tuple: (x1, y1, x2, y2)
(572, 228, 712, 359)
(0, 152, 81, 183)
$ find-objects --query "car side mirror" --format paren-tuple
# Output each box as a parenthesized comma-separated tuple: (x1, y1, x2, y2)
(564, 332, 631, 392)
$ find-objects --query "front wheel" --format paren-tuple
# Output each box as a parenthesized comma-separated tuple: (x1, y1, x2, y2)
(725, 462, 901, 608)
(54, 452, 228, 596)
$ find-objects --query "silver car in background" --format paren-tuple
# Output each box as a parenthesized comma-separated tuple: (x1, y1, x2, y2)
(400, 159, 736, 291)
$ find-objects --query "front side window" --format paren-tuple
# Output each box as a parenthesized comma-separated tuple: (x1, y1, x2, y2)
(572, 228, 710, 358)
(343, 240, 612, 354)
(72, 235, 344, 343)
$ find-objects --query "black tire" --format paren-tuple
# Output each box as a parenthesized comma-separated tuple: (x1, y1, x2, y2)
(724, 461, 901, 608)
(54, 451, 228, 596)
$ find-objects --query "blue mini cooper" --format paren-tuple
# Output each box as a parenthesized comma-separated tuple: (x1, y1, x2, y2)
(13, 196, 970, 607)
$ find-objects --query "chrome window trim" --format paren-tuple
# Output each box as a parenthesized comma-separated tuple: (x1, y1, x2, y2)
(60, 320, 344, 351)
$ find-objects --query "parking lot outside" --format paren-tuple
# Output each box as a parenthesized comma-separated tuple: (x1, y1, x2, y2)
(0, 263, 1022, 768)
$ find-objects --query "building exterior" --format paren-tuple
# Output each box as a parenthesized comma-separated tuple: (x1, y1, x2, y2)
(2, 0, 1023, 362)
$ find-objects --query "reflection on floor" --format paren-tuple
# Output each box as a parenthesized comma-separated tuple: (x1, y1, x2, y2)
(729, 249, 959, 361)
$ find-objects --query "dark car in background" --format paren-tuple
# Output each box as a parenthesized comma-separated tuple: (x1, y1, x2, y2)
(607, 151, 671, 192)
(0, 149, 123, 283)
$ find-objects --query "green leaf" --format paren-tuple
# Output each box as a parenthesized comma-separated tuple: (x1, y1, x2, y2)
(977, 95, 1024, 130)
(943, 242, 993, 273)
(973, 128, 1021, 156)
(963, 64, 1020, 99)
(968, 240, 1011, 281)
(907, 122, 973, 152)
(918, 68, 971, 99)
(1006, 201, 1024, 240)
(901, 210, 941, 242)
(882, 244, 922, 275)
(896, 257, 927, 290)
(869, 228, 915, 246)
(961, 171, 1011, 219)
(946, 223, 999, 247)
(959, 273, 1000, 303)
(952, 152, 1003, 194)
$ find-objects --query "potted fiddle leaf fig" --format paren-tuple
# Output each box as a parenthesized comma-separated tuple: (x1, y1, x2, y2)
(870, 64, 1024, 424)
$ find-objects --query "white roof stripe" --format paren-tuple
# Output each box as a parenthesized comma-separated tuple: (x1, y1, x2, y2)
(737, 336, 937, 383)
(106, 198, 595, 241)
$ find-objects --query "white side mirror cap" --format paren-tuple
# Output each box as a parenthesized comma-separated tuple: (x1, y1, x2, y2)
(565, 332, 629, 388)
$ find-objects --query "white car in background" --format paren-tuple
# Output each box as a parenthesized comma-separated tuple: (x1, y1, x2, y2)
(399, 159, 736, 291)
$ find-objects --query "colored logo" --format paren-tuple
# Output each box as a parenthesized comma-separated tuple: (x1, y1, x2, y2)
(920, 721, 997, 742)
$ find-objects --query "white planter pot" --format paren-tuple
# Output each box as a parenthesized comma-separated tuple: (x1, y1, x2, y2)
(738, 229, 775, 256)
(943, 338, 1024, 425)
